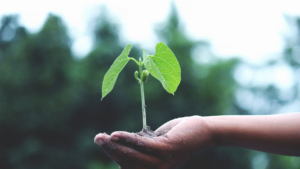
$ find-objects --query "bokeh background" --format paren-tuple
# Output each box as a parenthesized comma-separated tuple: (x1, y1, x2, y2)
(1, 0, 300, 168)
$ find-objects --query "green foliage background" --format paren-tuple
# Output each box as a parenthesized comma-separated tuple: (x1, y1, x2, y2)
(0, 5, 299, 169)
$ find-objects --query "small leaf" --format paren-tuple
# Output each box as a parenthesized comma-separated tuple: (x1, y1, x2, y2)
(102, 44, 132, 100)
(144, 42, 181, 94)
(134, 71, 140, 82)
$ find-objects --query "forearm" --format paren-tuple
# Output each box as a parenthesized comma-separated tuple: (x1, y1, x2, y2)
(204, 113, 300, 156)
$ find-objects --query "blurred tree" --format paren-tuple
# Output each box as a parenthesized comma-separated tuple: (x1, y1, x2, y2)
(0, 14, 79, 168)
(0, 15, 20, 51)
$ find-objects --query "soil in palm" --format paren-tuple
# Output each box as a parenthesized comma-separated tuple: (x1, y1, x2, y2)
(137, 126, 158, 137)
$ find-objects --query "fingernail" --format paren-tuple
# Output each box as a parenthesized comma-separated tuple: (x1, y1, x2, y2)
(94, 134, 104, 145)
(95, 137, 104, 145)
(111, 135, 119, 142)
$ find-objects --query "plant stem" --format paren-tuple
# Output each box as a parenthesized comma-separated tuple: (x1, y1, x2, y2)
(139, 64, 147, 129)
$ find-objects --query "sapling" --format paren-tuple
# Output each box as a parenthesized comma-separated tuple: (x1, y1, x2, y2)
(101, 42, 181, 133)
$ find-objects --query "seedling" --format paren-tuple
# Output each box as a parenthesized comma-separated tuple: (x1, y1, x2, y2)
(102, 42, 181, 130)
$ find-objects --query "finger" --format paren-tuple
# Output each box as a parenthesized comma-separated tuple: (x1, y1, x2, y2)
(94, 133, 109, 146)
(101, 136, 162, 167)
(154, 117, 184, 135)
(95, 133, 162, 167)
(114, 146, 161, 169)
(95, 133, 135, 166)
(110, 131, 170, 153)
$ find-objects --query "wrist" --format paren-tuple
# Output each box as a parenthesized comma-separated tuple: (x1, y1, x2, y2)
(202, 116, 225, 147)
(190, 115, 219, 148)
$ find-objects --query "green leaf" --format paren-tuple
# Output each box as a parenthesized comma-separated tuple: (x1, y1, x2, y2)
(142, 48, 149, 60)
(144, 42, 181, 94)
(102, 44, 132, 100)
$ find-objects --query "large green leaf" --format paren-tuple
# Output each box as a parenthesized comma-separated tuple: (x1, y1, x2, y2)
(144, 42, 181, 94)
(102, 44, 132, 100)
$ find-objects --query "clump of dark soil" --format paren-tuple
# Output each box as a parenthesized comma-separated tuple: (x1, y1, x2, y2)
(137, 126, 158, 137)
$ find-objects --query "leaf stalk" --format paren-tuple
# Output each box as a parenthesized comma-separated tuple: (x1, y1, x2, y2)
(129, 57, 140, 66)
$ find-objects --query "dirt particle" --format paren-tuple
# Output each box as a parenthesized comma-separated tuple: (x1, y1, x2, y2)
(126, 138, 130, 143)
(137, 141, 144, 146)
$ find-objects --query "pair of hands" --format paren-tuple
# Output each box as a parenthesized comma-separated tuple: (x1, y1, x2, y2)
(94, 116, 214, 169)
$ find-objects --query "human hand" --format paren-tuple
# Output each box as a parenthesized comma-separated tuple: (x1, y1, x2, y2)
(94, 116, 215, 169)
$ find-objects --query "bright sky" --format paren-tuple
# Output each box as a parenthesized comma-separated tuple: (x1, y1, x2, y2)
(1, 0, 300, 63)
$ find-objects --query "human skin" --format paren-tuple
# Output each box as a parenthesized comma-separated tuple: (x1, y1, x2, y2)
(94, 113, 300, 169)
